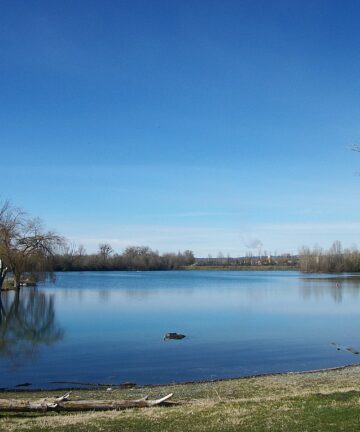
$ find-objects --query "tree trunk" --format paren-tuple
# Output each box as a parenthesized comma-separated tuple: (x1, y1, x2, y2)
(0, 393, 174, 412)
(0, 259, 7, 291)
(13, 272, 21, 290)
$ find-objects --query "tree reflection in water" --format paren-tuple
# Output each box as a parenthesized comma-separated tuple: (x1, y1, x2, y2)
(300, 277, 360, 304)
(0, 288, 63, 364)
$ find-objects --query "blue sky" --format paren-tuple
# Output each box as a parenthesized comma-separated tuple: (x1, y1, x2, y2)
(1, 0, 360, 256)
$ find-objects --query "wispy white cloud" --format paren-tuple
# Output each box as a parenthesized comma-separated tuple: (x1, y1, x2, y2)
(150, 211, 243, 218)
(62, 220, 360, 256)
(256, 221, 360, 232)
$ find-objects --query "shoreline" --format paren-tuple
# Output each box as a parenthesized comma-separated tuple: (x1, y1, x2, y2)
(3, 363, 360, 431)
(144, 361, 360, 388)
(4, 362, 360, 393)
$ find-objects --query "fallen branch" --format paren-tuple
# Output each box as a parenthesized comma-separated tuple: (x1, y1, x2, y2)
(49, 380, 136, 388)
(0, 392, 174, 412)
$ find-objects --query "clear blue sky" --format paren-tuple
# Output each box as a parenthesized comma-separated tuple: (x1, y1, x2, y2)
(1, 0, 360, 256)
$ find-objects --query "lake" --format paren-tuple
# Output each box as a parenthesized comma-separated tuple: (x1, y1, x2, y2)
(1, 270, 360, 389)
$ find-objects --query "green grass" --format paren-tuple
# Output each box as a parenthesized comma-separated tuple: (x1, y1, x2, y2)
(1, 366, 360, 431)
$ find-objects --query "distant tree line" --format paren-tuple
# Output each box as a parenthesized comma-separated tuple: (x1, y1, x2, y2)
(195, 253, 298, 268)
(299, 241, 360, 273)
(53, 244, 196, 271)
(0, 201, 196, 283)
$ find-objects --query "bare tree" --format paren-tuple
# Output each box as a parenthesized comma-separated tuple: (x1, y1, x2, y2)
(98, 243, 113, 261)
(77, 244, 86, 257)
(0, 201, 65, 290)
(298, 241, 360, 273)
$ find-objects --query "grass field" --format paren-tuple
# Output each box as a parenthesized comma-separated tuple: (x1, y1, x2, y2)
(1, 365, 360, 431)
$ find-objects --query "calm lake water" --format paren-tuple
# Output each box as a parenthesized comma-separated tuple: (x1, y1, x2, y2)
(1, 270, 360, 389)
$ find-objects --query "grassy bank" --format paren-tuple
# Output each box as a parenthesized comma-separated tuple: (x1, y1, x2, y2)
(2, 365, 360, 431)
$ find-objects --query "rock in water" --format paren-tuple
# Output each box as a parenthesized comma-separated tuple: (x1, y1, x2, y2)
(15, 383, 31, 387)
(164, 332, 186, 340)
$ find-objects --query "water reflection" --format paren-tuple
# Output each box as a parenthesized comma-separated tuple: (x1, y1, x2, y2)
(98, 289, 110, 302)
(300, 277, 360, 303)
(4, 271, 360, 389)
(0, 288, 63, 365)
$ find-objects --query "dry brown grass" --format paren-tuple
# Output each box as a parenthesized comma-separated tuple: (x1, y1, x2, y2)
(1, 365, 360, 432)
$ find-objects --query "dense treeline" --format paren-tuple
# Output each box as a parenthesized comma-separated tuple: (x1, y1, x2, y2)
(195, 254, 298, 267)
(299, 241, 360, 273)
(53, 244, 195, 271)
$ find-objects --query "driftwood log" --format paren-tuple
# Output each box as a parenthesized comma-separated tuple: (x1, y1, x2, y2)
(331, 342, 359, 355)
(0, 392, 175, 412)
